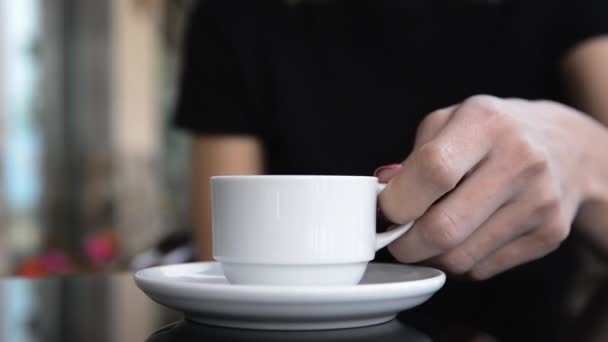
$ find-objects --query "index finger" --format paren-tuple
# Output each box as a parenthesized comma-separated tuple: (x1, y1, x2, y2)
(379, 95, 502, 225)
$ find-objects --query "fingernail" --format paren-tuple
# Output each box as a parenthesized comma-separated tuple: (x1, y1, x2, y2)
(373, 163, 402, 176)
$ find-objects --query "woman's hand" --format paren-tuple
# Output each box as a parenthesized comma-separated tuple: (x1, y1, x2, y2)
(376, 95, 607, 280)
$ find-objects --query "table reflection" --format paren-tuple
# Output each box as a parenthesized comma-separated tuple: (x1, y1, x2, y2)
(146, 319, 432, 342)
(0, 274, 180, 342)
(1, 273, 608, 342)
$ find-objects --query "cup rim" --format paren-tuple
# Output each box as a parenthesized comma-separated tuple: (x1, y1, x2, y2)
(214, 256, 374, 264)
(211, 175, 378, 181)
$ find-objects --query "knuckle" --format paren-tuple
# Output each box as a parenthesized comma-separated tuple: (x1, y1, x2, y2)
(533, 186, 561, 215)
(416, 143, 460, 191)
(469, 267, 492, 281)
(386, 209, 417, 226)
(514, 138, 548, 170)
(534, 99, 554, 107)
(387, 243, 409, 264)
(533, 99, 563, 112)
(506, 137, 549, 178)
(534, 220, 569, 251)
(438, 249, 476, 275)
(379, 194, 422, 225)
(462, 95, 504, 120)
(423, 208, 463, 250)
(492, 113, 519, 138)
(379, 198, 401, 224)
(462, 95, 518, 139)
(531, 231, 552, 252)
(550, 215, 571, 243)
(419, 109, 447, 131)
(463, 95, 503, 115)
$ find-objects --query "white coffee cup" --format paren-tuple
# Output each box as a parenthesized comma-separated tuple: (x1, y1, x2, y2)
(211, 175, 414, 286)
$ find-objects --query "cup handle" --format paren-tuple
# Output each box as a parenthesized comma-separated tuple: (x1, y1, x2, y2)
(375, 183, 415, 251)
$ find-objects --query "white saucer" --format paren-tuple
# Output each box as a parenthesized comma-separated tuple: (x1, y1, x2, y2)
(134, 262, 445, 331)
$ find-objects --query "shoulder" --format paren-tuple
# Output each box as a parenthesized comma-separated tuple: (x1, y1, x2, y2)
(186, 0, 291, 49)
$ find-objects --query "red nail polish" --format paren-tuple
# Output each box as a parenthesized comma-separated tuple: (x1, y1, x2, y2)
(373, 163, 402, 176)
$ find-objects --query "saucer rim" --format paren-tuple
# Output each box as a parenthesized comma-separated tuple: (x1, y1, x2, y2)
(134, 262, 446, 303)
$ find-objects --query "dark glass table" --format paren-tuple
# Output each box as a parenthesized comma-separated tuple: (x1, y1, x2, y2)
(2, 273, 607, 342)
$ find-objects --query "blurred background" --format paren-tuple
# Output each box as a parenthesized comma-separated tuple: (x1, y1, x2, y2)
(1, 1, 607, 340)
(0, 0, 194, 277)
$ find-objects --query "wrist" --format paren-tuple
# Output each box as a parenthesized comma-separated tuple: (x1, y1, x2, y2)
(577, 114, 608, 204)
(568, 109, 608, 250)
(570, 107, 608, 248)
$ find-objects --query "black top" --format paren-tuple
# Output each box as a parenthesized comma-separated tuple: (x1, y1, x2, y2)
(174, 0, 608, 340)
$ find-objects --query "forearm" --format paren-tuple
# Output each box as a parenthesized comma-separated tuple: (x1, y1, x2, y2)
(561, 37, 608, 255)
(575, 115, 608, 254)
(192, 155, 214, 261)
(192, 136, 264, 261)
